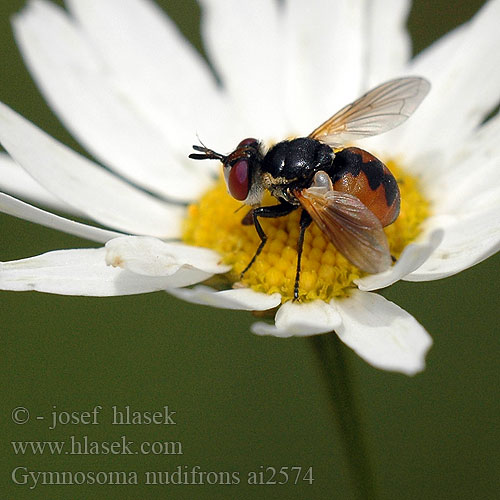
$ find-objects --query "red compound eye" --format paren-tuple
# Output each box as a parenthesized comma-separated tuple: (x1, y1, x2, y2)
(237, 137, 258, 149)
(227, 159, 250, 201)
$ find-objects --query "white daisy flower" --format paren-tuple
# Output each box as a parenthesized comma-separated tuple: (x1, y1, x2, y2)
(1, 0, 499, 376)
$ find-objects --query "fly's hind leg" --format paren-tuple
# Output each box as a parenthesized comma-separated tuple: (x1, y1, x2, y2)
(294, 209, 313, 300)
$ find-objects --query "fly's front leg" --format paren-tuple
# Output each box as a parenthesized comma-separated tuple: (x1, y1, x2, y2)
(241, 201, 297, 277)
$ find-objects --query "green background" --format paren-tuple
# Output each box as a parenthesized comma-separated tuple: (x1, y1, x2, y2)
(1, 0, 498, 498)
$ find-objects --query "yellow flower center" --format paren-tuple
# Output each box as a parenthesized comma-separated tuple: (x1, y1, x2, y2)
(182, 159, 430, 302)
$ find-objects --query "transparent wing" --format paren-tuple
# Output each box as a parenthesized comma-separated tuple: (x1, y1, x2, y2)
(296, 186, 392, 274)
(309, 76, 430, 147)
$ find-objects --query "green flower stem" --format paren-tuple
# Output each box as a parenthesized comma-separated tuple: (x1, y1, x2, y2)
(309, 333, 377, 500)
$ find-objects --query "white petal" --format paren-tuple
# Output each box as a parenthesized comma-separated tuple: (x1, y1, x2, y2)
(0, 193, 121, 244)
(13, 0, 213, 201)
(66, 0, 234, 161)
(365, 0, 412, 86)
(168, 285, 281, 311)
(335, 290, 432, 375)
(283, 0, 366, 133)
(406, 21, 468, 78)
(105, 236, 230, 276)
(251, 300, 342, 337)
(404, 210, 500, 281)
(0, 101, 184, 238)
(393, 0, 500, 168)
(0, 152, 77, 214)
(355, 228, 444, 291)
(430, 111, 500, 214)
(200, 0, 287, 138)
(0, 248, 209, 295)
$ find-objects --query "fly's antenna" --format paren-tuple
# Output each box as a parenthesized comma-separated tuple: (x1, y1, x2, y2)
(189, 138, 227, 162)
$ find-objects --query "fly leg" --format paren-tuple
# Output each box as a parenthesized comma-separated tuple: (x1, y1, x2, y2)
(241, 201, 297, 277)
(294, 209, 313, 300)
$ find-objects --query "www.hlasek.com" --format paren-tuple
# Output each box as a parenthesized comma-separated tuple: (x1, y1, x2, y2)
(12, 435, 182, 456)
(12, 466, 314, 489)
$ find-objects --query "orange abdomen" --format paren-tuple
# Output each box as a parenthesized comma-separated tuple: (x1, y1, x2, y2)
(330, 147, 400, 227)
